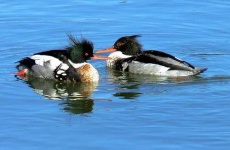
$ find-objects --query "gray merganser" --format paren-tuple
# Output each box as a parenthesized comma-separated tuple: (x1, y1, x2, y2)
(16, 34, 106, 82)
(95, 35, 207, 77)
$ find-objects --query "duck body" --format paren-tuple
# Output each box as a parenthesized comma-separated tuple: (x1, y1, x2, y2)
(17, 53, 99, 82)
(96, 35, 207, 77)
(16, 35, 99, 82)
(108, 50, 206, 77)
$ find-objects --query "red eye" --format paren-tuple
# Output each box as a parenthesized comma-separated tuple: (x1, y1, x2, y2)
(85, 53, 89, 56)
(117, 42, 122, 46)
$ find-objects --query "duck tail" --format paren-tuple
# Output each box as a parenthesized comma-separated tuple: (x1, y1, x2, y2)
(194, 68, 208, 75)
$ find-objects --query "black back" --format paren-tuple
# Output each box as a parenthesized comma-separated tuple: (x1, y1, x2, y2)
(35, 50, 69, 62)
(114, 50, 195, 72)
(17, 57, 36, 69)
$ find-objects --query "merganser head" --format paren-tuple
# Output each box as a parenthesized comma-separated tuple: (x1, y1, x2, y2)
(113, 35, 142, 55)
(67, 34, 95, 63)
(95, 34, 143, 55)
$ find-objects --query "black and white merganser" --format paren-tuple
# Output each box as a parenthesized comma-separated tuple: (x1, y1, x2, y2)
(95, 35, 207, 77)
(16, 34, 105, 82)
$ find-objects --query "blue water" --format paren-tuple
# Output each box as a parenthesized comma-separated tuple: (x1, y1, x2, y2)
(1, 0, 230, 149)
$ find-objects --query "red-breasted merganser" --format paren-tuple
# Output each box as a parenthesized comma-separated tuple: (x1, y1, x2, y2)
(16, 34, 106, 82)
(95, 35, 207, 77)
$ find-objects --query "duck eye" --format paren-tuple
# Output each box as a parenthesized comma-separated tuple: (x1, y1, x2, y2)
(85, 53, 89, 57)
(117, 42, 123, 46)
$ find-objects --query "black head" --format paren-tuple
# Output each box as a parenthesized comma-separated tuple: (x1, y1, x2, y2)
(67, 34, 94, 63)
(113, 34, 142, 55)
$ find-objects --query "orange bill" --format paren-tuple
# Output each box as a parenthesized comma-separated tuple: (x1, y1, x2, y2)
(91, 55, 108, 60)
(15, 69, 27, 79)
(95, 46, 117, 54)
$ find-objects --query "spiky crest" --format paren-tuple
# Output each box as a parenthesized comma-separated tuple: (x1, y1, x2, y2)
(66, 34, 94, 63)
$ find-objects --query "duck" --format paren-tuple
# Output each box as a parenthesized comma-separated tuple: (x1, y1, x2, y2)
(95, 35, 207, 77)
(16, 34, 106, 82)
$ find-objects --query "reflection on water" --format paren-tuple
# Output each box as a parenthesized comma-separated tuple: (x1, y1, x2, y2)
(106, 68, 209, 99)
(106, 68, 200, 84)
(106, 68, 143, 99)
(17, 77, 98, 114)
(113, 92, 142, 99)
(60, 99, 94, 114)
(107, 68, 213, 99)
(3, 0, 230, 148)
(24, 77, 98, 100)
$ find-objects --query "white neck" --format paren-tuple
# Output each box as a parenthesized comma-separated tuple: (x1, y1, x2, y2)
(68, 59, 87, 68)
(107, 51, 131, 68)
(108, 51, 131, 59)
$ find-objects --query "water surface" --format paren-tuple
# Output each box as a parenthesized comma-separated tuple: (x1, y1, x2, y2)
(1, 0, 230, 149)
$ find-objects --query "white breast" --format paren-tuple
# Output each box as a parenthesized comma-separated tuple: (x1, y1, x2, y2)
(107, 51, 131, 68)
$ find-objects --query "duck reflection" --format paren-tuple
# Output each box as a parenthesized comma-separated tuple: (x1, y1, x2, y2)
(23, 77, 98, 114)
(106, 68, 199, 99)
(60, 100, 94, 114)
(107, 67, 198, 84)
(113, 92, 142, 99)
(106, 68, 143, 99)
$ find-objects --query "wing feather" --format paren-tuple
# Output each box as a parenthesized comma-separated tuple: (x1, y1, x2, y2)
(136, 50, 195, 71)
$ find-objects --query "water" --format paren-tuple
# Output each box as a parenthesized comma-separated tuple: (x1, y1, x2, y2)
(1, 0, 230, 149)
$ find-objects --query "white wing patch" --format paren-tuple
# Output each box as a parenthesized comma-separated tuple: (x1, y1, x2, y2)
(30, 55, 62, 70)
(54, 63, 70, 81)
(30, 55, 72, 80)
(59, 63, 69, 70)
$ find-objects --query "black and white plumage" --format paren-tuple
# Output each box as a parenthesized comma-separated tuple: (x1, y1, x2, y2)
(16, 34, 100, 82)
(95, 35, 207, 77)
